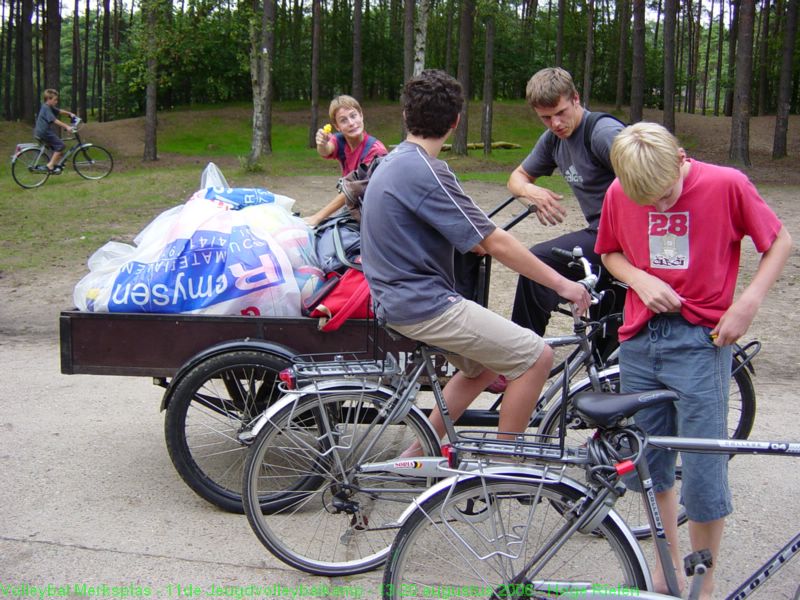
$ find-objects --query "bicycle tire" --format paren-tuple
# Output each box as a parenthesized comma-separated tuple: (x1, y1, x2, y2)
(242, 388, 440, 576)
(12, 147, 50, 189)
(538, 359, 756, 538)
(382, 475, 649, 599)
(164, 350, 291, 513)
(73, 145, 113, 180)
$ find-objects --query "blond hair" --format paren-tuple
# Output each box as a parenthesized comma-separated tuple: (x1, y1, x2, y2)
(43, 88, 60, 101)
(610, 122, 682, 204)
(328, 95, 362, 124)
(525, 68, 578, 109)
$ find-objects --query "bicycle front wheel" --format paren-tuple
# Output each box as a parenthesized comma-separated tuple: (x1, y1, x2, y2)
(243, 388, 440, 576)
(383, 475, 649, 599)
(12, 147, 50, 189)
(73, 145, 113, 179)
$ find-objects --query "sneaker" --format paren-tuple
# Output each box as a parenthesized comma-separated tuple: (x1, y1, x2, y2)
(485, 375, 507, 394)
(47, 166, 63, 175)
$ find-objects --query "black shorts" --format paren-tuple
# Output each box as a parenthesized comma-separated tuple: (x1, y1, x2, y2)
(39, 130, 65, 152)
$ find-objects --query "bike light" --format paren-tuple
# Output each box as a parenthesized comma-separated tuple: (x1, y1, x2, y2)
(614, 459, 635, 476)
(278, 368, 296, 390)
(441, 444, 458, 468)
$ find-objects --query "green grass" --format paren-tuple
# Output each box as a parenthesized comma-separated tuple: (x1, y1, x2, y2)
(0, 99, 553, 276)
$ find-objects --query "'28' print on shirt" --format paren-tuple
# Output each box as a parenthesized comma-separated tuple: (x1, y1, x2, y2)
(648, 212, 689, 269)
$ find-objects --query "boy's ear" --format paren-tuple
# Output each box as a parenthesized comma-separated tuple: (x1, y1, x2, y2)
(451, 113, 461, 130)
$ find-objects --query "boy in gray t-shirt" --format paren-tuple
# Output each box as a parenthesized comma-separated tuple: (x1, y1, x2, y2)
(361, 70, 590, 447)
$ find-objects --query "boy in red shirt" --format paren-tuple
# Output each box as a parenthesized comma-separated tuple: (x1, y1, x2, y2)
(596, 122, 791, 598)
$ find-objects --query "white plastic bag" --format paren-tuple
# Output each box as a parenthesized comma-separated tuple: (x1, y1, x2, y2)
(199, 162, 229, 190)
(74, 199, 323, 316)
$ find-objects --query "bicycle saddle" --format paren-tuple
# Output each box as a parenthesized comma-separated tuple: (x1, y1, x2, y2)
(572, 389, 678, 429)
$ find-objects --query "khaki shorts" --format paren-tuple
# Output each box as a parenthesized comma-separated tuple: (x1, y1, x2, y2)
(390, 300, 545, 380)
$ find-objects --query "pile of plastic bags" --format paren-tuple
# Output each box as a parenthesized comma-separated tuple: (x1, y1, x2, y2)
(73, 163, 324, 316)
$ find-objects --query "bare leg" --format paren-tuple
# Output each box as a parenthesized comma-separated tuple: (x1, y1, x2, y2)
(687, 518, 725, 600)
(650, 488, 686, 595)
(401, 346, 554, 456)
(47, 150, 63, 170)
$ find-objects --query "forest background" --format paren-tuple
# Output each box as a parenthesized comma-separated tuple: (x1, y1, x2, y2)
(1, 0, 798, 166)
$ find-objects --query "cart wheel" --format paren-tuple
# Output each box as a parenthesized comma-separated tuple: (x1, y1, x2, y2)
(164, 349, 292, 513)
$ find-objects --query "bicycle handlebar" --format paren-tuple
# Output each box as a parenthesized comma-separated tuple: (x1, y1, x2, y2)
(551, 246, 601, 304)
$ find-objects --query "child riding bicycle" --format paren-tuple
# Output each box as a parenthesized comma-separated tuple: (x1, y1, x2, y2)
(35, 89, 76, 174)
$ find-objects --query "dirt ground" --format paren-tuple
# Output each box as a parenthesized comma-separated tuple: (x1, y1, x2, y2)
(1, 108, 799, 597)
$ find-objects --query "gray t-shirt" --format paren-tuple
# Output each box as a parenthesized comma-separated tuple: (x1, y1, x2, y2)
(521, 111, 623, 229)
(35, 103, 58, 138)
(361, 141, 496, 325)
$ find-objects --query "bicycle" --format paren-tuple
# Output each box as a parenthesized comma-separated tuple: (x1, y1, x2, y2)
(381, 391, 799, 599)
(11, 117, 113, 189)
(240, 250, 758, 575)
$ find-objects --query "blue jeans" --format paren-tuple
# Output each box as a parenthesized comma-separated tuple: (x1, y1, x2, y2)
(620, 315, 733, 523)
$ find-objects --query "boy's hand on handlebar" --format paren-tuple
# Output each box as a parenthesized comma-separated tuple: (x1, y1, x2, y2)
(560, 279, 592, 315)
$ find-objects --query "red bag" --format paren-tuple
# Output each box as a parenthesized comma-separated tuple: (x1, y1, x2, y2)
(308, 267, 373, 331)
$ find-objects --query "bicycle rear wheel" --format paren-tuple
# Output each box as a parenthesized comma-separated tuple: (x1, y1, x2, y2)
(73, 145, 113, 179)
(12, 147, 50, 189)
(383, 475, 649, 599)
(242, 388, 440, 576)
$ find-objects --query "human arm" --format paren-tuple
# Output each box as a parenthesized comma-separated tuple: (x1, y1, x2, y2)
(304, 192, 346, 227)
(507, 164, 566, 226)
(315, 128, 336, 158)
(711, 226, 792, 346)
(601, 251, 684, 313)
(481, 227, 591, 313)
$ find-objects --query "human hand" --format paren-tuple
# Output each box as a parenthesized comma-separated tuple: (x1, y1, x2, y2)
(316, 125, 333, 147)
(559, 279, 592, 316)
(522, 185, 566, 226)
(630, 272, 683, 314)
(711, 299, 758, 346)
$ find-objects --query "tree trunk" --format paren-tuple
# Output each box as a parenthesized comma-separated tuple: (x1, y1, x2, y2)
(654, 0, 662, 46)
(247, 21, 269, 166)
(71, 0, 81, 113)
(101, 0, 110, 119)
(81, 0, 90, 121)
(20, 0, 34, 122)
(583, 0, 595, 107)
(308, 0, 321, 148)
(452, 0, 474, 156)
(261, 0, 275, 153)
(481, 13, 495, 156)
(773, 0, 798, 158)
(143, 0, 158, 162)
(756, 0, 771, 115)
(45, 0, 61, 90)
(662, 0, 678, 132)
(615, 0, 630, 111)
(701, 0, 715, 115)
(556, 0, 565, 66)
(412, 0, 431, 76)
(714, 0, 724, 115)
(630, 0, 645, 122)
(3, 0, 15, 119)
(403, 0, 413, 82)
(444, 0, 454, 74)
(729, 0, 756, 166)
(724, 0, 740, 116)
(352, 0, 363, 100)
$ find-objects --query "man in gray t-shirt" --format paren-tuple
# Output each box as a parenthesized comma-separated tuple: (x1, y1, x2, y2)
(508, 68, 624, 353)
(361, 70, 590, 447)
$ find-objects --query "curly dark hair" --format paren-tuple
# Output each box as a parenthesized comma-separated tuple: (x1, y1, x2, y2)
(402, 70, 464, 139)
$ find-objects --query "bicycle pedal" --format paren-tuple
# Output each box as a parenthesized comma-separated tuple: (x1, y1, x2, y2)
(683, 548, 713, 575)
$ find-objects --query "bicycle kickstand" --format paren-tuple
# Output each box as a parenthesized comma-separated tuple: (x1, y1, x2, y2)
(684, 549, 713, 600)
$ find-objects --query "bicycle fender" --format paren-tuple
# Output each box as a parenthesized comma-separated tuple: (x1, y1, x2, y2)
(159, 339, 298, 412)
(11, 143, 41, 159)
(567, 365, 620, 397)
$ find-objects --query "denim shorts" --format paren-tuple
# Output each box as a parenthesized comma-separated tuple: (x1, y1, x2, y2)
(390, 299, 545, 380)
(39, 129, 65, 152)
(619, 315, 733, 523)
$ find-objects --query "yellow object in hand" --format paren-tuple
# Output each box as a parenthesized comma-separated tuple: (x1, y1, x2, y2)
(323, 124, 333, 134)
